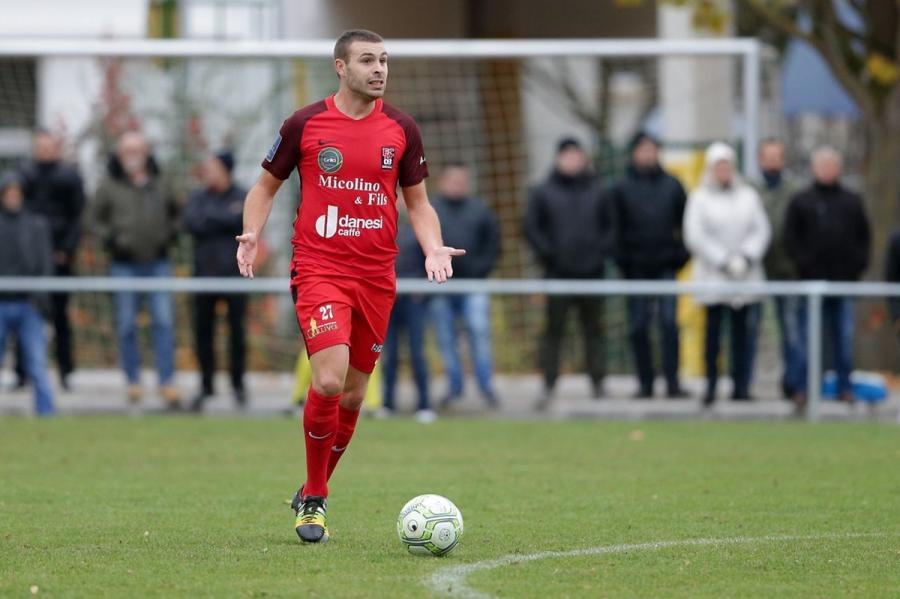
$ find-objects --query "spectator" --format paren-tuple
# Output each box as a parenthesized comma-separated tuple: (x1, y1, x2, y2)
(0, 173, 55, 416)
(13, 130, 85, 390)
(785, 146, 870, 410)
(886, 230, 900, 338)
(381, 210, 433, 422)
(89, 132, 181, 409)
(184, 151, 248, 412)
(684, 142, 771, 406)
(756, 138, 802, 398)
(524, 137, 610, 409)
(608, 131, 689, 399)
(430, 164, 501, 410)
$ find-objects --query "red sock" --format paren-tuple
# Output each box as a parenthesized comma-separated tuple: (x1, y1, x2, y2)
(327, 405, 361, 480)
(302, 388, 340, 498)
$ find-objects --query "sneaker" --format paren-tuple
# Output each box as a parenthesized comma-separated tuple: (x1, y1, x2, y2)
(666, 387, 690, 400)
(234, 389, 248, 410)
(189, 392, 212, 413)
(294, 494, 329, 543)
(414, 409, 437, 424)
(160, 385, 182, 411)
(127, 384, 143, 404)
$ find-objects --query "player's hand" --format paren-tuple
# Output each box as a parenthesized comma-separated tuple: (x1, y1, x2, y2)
(425, 246, 466, 284)
(235, 231, 258, 278)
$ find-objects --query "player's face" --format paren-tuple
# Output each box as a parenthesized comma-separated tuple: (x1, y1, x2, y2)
(340, 41, 388, 99)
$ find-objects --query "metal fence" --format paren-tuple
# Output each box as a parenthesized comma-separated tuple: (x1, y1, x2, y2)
(2, 276, 899, 421)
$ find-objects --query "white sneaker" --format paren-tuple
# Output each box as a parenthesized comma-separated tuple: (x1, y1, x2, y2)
(414, 409, 437, 424)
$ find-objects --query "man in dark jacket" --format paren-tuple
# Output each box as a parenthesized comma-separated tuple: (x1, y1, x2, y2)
(90, 131, 181, 408)
(757, 138, 802, 398)
(524, 138, 609, 408)
(608, 131, 688, 399)
(430, 163, 501, 409)
(784, 146, 871, 408)
(381, 204, 432, 421)
(185, 151, 248, 411)
(0, 172, 55, 416)
(13, 131, 85, 389)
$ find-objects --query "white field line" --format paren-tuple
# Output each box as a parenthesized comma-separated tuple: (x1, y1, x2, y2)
(427, 532, 894, 599)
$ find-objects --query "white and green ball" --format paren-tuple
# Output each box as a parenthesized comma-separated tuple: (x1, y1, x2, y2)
(396, 494, 463, 556)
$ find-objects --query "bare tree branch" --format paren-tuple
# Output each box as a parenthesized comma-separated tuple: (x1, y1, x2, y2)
(739, 0, 814, 43)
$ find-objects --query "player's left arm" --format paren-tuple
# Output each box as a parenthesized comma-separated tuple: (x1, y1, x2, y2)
(402, 181, 465, 284)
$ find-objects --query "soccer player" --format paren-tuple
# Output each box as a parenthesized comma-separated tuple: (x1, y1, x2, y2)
(236, 29, 464, 544)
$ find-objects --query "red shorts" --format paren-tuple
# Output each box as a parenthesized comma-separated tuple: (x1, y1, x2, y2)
(290, 271, 396, 374)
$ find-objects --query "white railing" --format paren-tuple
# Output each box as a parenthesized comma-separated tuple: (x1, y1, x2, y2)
(2, 276, 897, 422)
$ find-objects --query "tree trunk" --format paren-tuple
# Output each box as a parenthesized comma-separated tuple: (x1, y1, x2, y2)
(854, 101, 900, 371)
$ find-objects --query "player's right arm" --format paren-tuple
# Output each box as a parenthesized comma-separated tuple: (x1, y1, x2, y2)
(236, 170, 284, 278)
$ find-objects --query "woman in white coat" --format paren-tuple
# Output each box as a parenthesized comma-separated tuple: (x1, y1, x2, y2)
(684, 142, 771, 406)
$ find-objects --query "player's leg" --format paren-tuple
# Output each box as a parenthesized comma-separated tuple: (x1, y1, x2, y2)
(304, 343, 350, 494)
(325, 278, 394, 477)
(326, 365, 369, 480)
(294, 343, 349, 543)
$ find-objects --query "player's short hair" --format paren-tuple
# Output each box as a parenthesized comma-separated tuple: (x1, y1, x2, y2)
(334, 29, 384, 62)
(759, 137, 784, 150)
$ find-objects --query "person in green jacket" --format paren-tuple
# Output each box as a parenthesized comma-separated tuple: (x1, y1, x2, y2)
(757, 138, 802, 398)
(90, 132, 182, 409)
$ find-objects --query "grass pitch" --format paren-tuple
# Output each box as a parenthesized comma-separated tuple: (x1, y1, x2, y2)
(2, 416, 898, 598)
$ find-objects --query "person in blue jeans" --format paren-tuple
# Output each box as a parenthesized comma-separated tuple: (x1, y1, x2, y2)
(0, 173, 55, 415)
(784, 147, 870, 410)
(90, 132, 181, 408)
(381, 211, 433, 420)
(430, 164, 501, 409)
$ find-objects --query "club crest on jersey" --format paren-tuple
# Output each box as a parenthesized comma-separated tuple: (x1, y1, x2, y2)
(381, 146, 396, 170)
(318, 147, 343, 173)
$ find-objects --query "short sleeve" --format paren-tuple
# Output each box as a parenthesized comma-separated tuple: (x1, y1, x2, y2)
(398, 118, 429, 188)
(261, 116, 301, 180)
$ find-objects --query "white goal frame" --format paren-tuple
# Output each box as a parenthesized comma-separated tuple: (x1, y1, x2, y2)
(0, 37, 763, 177)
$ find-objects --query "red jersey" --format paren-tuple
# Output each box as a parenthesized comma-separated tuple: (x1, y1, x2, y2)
(262, 95, 429, 278)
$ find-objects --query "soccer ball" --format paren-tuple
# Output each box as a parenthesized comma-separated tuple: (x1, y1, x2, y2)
(396, 494, 464, 556)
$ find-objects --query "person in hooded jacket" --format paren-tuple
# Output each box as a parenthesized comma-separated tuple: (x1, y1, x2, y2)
(90, 131, 182, 409)
(524, 137, 610, 410)
(184, 151, 248, 412)
(608, 131, 689, 399)
(0, 172, 56, 415)
(684, 142, 771, 406)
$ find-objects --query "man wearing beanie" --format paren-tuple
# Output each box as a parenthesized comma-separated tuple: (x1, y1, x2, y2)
(524, 137, 610, 409)
(184, 150, 249, 411)
(608, 131, 689, 399)
(0, 172, 56, 415)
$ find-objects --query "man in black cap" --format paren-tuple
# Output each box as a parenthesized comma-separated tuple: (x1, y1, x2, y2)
(608, 131, 689, 399)
(0, 172, 56, 415)
(524, 137, 610, 409)
(184, 151, 249, 411)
